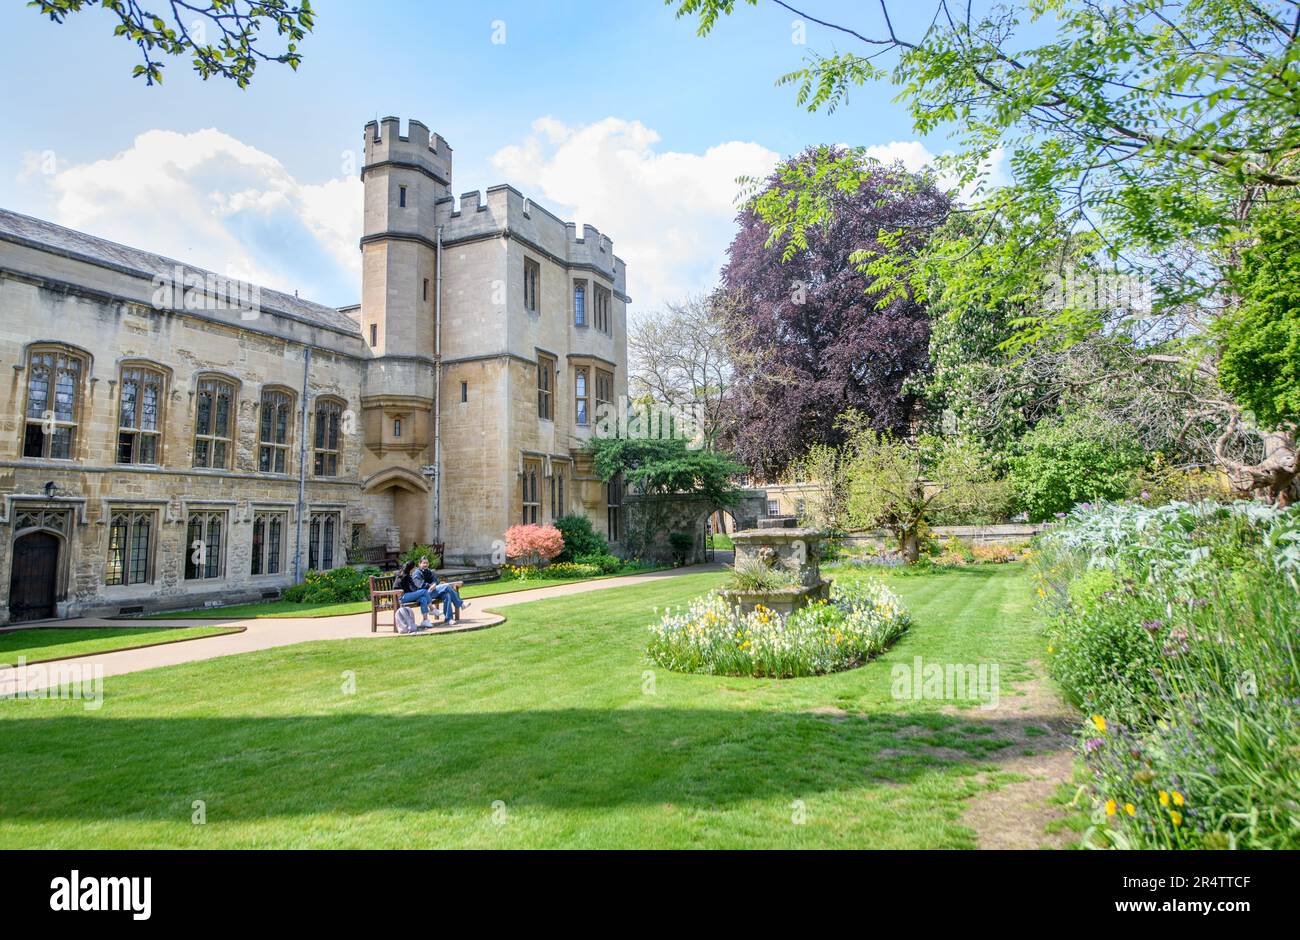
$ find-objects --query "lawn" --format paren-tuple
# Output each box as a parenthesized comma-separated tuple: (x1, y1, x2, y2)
(0, 626, 240, 665)
(146, 568, 668, 619)
(0, 564, 1051, 849)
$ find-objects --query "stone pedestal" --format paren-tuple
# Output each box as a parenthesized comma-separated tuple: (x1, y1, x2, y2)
(717, 517, 831, 616)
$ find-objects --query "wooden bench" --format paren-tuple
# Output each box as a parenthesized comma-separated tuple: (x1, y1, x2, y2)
(368, 573, 466, 633)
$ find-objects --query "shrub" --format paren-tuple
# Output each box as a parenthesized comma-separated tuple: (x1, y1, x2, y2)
(648, 577, 909, 678)
(282, 565, 381, 604)
(553, 514, 608, 562)
(575, 552, 622, 574)
(399, 544, 442, 568)
(544, 562, 602, 579)
(504, 524, 564, 566)
(1008, 414, 1147, 521)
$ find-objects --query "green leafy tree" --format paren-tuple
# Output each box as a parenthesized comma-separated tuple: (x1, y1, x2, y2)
(841, 417, 1009, 562)
(29, 0, 314, 86)
(588, 437, 746, 507)
(1217, 205, 1300, 432)
(669, 0, 1300, 503)
(552, 514, 609, 563)
(1007, 414, 1147, 521)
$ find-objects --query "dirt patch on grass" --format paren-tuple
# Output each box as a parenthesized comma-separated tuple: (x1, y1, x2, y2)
(955, 661, 1080, 849)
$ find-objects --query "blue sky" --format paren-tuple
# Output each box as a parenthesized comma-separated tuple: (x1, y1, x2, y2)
(0, 0, 972, 312)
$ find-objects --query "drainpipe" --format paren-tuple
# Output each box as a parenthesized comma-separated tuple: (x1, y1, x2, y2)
(433, 225, 443, 547)
(294, 346, 311, 582)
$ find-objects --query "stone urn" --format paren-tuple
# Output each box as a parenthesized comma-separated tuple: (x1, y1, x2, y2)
(717, 516, 832, 616)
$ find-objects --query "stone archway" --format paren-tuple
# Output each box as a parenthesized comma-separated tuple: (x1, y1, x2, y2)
(624, 488, 769, 565)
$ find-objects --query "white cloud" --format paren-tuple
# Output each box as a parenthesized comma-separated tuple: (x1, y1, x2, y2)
(24, 128, 361, 304)
(491, 117, 780, 317)
(861, 139, 1009, 199)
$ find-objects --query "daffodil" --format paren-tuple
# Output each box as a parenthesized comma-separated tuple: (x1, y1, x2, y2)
(1158, 790, 1169, 806)
(1105, 799, 1117, 816)
(1124, 803, 1136, 817)
(1091, 715, 1107, 733)
(1169, 810, 1182, 827)
(1171, 790, 1184, 806)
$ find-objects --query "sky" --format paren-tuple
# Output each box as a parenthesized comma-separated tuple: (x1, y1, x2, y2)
(0, 0, 988, 315)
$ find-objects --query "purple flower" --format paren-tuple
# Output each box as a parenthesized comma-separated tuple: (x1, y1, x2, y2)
(1084, 737, 1104, 753)
(1142, 619, 1165, 633)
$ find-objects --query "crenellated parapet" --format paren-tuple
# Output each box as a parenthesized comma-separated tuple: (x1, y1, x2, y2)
(362, 116, 453, 191)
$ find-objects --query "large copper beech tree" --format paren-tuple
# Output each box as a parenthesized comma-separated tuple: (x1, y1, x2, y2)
(718, 149, 950, 479)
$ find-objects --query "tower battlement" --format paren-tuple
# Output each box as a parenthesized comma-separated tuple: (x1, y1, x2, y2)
(362, 116, 453, 188)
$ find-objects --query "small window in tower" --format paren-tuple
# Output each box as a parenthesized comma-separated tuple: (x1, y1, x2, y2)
(460, 381, 468, 403)
(369, 324, 377, 347)
(423, 278, 429, 302)
(393, 418, 402, 438)
(399, 185, 407, 208)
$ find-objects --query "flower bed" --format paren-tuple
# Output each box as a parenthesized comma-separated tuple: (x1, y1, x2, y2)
(1033, 500, 1300, 849)
(647, 578, 909, 678)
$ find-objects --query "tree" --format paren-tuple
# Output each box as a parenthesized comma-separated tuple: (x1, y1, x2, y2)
(29, 0, 315, 86)
(670, 0, 1300, 503)
(1007, 413, 1148, 521)
(1217, 204, 1300, 433)
(719, 149, 950, 478)
(841, 417, 1008, 563)
(628, 293, 734, 447)
(589, 436, 746, 508)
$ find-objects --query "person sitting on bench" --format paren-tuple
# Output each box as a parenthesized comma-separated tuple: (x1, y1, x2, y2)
(395, 561, 435, 630)
(416, 555, 468, 624)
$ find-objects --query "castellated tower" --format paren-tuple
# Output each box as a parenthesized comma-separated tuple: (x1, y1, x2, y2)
(356, 117, 453, 549)
(357, 115, 630, 566)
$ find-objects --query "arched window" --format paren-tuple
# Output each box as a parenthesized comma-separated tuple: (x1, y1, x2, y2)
(313, 398, 344, 477)
(258, 388, 294, 474)
(185, 511, 226, 580)
(193, 376, 236, 469)
(117, 364, 166, 465)
(22, 345, 87, 459)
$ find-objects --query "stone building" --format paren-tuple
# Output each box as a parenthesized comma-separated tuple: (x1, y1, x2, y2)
(0, 116, 629, 623)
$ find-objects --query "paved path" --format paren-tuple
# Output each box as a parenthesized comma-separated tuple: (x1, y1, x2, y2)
(2, 565, 720, 694)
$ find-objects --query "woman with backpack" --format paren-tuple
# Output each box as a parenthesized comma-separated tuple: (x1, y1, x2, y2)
(395, 560, 435, 631)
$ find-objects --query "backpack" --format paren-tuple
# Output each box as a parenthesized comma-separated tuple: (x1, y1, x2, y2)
(394, 604, 418, 635)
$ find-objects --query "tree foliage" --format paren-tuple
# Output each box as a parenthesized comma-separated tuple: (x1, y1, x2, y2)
(29, 0, 314, 86)
(1007, 413, 1148, 522)
(719, 148, 950, 478)
(1217, 204, 1300, 432)
(670, 0, 1300, 503)
(588, 436, 747, 508)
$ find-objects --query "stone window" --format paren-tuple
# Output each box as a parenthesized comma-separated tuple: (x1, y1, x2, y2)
(460, 381, 468, 403)
(259, 388, 293, 474)
(251, 511, 286, 576)
(523, 257, 541, 314)
(308, 511, 339, 570)
(551, 464, 567, 520)
(607, 476, 623, 542)
(106, 509, 155, 586)
(22, 345, 86, 460)
(117, 364, 166, 465)
(313, 398, 344, 477)
(185, 510, 226, 580)
(593, 284, 611, 333)
(537, 354, 555, 420)
(399, 185, 407, 208)
(574, 366, 589, 426)
(369, 324, 377, 347)
(767, 499, 780, 516)
(595, 368, 614, 413)
(573, 281, 586, 326)
(193, 376, 235, 469)
(522, 459, 541, 525)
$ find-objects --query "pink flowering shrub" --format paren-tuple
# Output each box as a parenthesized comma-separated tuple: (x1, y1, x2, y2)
(505, 524, 564, 567)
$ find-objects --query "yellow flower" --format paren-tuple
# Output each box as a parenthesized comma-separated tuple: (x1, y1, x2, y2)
(1091, 714, 1107, 733)
(1170, 810, 1182, 827)
(1171, 790, 1184, 806)
(1105, 799, 1117, 816)
(1158, 790, 1169, 806)
(1124, 803, 1136, 817)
